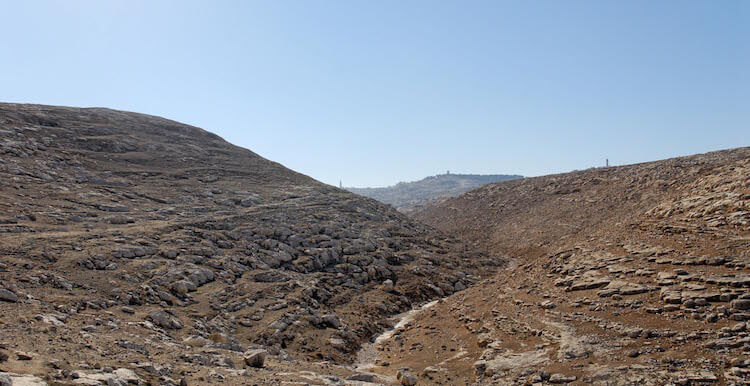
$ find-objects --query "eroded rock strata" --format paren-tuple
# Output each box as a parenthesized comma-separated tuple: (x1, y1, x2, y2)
(404, 148, 750, 384)
(0, 103, 501, 385)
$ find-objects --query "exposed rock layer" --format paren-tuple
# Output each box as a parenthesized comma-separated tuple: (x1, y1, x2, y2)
(401, 147, 750, 384)
(0, 103, 501, 384)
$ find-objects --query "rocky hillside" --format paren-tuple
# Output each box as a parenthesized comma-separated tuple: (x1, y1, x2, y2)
(0, 103, 503, 385)
(355, 148, 750, 384)
(347, 173, 522, 212)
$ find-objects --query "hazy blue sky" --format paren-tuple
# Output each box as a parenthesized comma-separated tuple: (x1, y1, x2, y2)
(1, 1, 747, 187)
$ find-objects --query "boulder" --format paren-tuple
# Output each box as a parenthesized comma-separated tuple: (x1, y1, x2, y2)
(148, 311, 183, 329)
(244, 349, 267, 368)
(0, 289, 18, 303)
(397, 370, 417, 386)
(321, 314, 342, 329)
(731, 299, 750, 310)
(171, 280, 197, 295)
(188, 268, 214, 286)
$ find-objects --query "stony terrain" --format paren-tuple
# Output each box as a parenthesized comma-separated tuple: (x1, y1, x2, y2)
(346, 173, 522, 213)
(378, 147, 749, 384)
(3, 103, 747, 385)
(0, 103, 504, 385)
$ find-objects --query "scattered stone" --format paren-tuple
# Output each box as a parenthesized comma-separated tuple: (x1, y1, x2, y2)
(568, 278, 610, 291)
(541, 300, 556, 309)
(626, 349, 640, 357)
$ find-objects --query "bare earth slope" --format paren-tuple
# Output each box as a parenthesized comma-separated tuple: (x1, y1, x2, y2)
(0, 103, 502, 385)
(377, 148, 749, 384)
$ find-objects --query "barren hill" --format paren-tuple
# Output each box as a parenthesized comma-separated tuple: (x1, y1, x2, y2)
(376, 147, 749, 384)
(0, 103, 502, 385)
(347, 173, 522, 212)
(3, 103, 747, 385)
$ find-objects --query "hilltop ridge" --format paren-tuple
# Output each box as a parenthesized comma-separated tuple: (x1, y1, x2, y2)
(347, 173, 522, 212)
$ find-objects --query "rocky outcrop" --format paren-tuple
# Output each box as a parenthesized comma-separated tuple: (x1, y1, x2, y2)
(403, 147, 750, 384)
(0, 103, 503, 384)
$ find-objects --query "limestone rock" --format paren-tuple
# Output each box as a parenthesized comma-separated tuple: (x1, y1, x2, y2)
(0, 289, 18, 303)
(148, 311, 183, 330)
(243, 349, 267, 368)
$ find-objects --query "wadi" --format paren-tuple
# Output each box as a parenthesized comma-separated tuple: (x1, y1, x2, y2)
(0, 103, 747, 385)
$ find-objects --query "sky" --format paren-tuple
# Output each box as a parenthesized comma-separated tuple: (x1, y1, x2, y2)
(1, 1, 748, 187)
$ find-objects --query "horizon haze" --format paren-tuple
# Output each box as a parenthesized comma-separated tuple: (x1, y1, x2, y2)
(0, 1, 747, 187)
